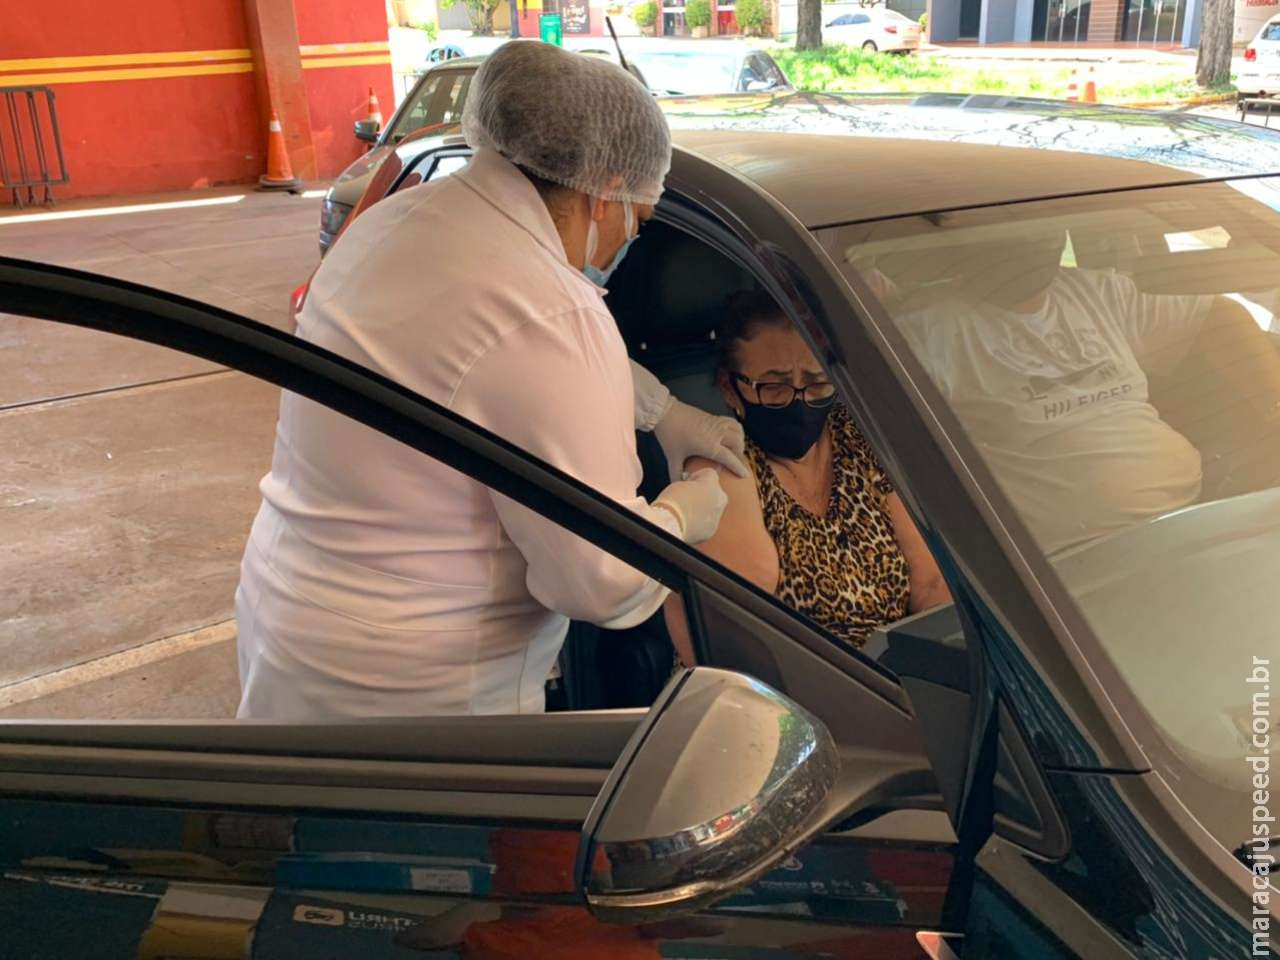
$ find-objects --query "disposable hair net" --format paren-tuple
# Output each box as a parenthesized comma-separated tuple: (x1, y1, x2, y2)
(462, 41, 671, 206)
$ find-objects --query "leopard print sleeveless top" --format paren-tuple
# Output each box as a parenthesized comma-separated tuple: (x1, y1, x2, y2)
(745, 405, 911, 648)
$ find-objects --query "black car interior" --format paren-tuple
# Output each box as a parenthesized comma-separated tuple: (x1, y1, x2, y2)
(553, 221, 763, 710)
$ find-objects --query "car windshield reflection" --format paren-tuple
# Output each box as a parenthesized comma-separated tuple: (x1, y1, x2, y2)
(824, 176, 1280, 855)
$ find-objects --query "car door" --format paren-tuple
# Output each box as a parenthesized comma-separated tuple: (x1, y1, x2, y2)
(0, 255, 967, 958)
(801, 180, 1280, 956)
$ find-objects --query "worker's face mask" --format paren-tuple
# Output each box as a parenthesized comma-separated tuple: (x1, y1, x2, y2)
(734, 386, 834, 461)
(583, 199, 636, 288)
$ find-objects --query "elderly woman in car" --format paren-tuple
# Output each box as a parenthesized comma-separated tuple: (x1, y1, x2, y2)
(669, 290, 951, 656)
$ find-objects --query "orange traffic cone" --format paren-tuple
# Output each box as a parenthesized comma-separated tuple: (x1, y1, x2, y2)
(258, 110, 301, 192)
(366, 86, 383, 130)
(1083, 66, 1097, 103)
(1065, 68, 1080, 102)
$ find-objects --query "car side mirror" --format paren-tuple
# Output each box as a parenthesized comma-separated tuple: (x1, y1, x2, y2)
(354, 119, 380, 143)
(745, 79, 777, 92)
(576, 667, 839, 924)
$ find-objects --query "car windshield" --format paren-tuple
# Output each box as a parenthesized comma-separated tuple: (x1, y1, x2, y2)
(1264, 20, 1280, 40)
(821, 176, 1280, 853)
(629, 53, 738, 95)
(389, 70, 471, 142)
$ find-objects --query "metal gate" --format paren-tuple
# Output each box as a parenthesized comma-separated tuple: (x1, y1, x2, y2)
(1, 86, 70, 209)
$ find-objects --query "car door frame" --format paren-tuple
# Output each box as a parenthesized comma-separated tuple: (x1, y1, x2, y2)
(707, 152, 1274, 935)
(0, 249, 962, 886)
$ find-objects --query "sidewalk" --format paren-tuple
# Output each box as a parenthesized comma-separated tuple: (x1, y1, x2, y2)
(923, 41, 1198, 64)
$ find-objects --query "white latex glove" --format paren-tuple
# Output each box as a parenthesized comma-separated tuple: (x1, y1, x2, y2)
(653, 397, 749, 483)
(653, 468, 729, 546)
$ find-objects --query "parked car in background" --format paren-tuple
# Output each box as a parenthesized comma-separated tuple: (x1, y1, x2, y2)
(1239, 13, 1280, 97)
(320, 47, 787, 254)
(627, 48, 791, 96)
(7, 89, 1280, 958)
(824, 7, 922, 51)
(321, 56, 481, 253)
(321, 49, 647, 254)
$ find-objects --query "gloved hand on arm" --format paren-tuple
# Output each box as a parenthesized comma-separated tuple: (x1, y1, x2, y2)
(631, 359, 748, 482)
(653, 467, 729, 545)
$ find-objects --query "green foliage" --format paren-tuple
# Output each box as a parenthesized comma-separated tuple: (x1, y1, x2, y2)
(769, 45, 1216, 104)
(918, 11, 927, 29)
(410, 17, 440, 41)
(685, 0, 713, 28)
(440, 0, 502, 35)
(772, 45, 946, 89)
(632, 0, 659, 27)
(736, 0, 769, 35)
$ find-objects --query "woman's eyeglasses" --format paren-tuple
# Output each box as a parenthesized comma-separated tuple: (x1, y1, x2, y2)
(732, 373, 837, 409)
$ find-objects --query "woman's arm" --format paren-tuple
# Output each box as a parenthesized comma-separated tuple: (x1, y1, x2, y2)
(662, 455, 778, 665)
(886, 493, 951, 613)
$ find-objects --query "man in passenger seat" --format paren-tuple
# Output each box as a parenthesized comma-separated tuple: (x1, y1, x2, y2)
(666, 290, 952, 659)
(892, 226, 1280, 555)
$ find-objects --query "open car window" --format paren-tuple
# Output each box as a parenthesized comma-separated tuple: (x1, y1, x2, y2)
(0, 266, 692, 721)
(820, 175, 1280, 854)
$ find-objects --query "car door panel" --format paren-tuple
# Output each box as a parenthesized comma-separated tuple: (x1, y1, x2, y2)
(0, 246, 962, 951)
(2, 795, 953, 955)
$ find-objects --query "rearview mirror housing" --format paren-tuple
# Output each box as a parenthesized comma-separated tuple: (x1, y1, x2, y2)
(354, 119, 380, 143)
(576, 667, 839, 924)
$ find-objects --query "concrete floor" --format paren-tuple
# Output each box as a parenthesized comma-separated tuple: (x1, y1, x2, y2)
(0, 187, 323, 719)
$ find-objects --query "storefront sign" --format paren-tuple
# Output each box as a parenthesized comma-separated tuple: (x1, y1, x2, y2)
(563, 0, 591, 32)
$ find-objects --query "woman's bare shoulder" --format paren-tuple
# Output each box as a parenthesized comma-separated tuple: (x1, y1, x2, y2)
(684, 456, 758, 493)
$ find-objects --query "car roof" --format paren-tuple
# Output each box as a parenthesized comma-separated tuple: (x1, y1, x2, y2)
(663, 92, 1280, 228)
(427, 55, 486, 72)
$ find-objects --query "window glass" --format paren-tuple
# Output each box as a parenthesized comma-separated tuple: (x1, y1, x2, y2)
(389, 73, 461, 142)
(607, 222, 951, 661)
(429, 155, 470, 180)
(442, 74, 472, 124)
(759, 55, 789, 87)
(1263, 20, 1280, 40)
(628, 52, 739, 95)
(0, 312, 674, 720)
(822, 178, 1280, 851)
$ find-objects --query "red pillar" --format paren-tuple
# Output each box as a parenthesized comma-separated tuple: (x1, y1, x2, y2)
(243, 0, 318, 181)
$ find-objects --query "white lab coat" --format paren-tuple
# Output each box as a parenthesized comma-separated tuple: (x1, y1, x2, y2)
(235, 148, 679, 720)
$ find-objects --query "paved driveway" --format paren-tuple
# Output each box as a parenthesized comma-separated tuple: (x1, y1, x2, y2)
(0, 188, 322, 719)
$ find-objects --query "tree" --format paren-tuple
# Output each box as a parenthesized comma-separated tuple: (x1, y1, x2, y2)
(1195, 0, 1234, 88)
(441, 0, 504, 35)
(797, 0, 822, 49)
(685, 0, 712, 29)
(736, 0, 768, 35)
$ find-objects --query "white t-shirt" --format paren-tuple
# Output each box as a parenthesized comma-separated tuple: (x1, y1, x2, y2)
(900, 269, 1213, 554)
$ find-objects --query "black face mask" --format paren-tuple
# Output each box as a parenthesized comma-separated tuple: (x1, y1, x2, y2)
(735, 387, 833, 461)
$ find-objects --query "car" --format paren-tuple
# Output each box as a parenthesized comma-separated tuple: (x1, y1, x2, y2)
(1239, 14, 1280, 98)
(626, 48, 792, 96)
(321, 56, 483, 254)
(823, 6, 923, 51)
(5, 92, 1280, 957)
(320, 48, 789, 255)
(322, 48, 655, 255)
